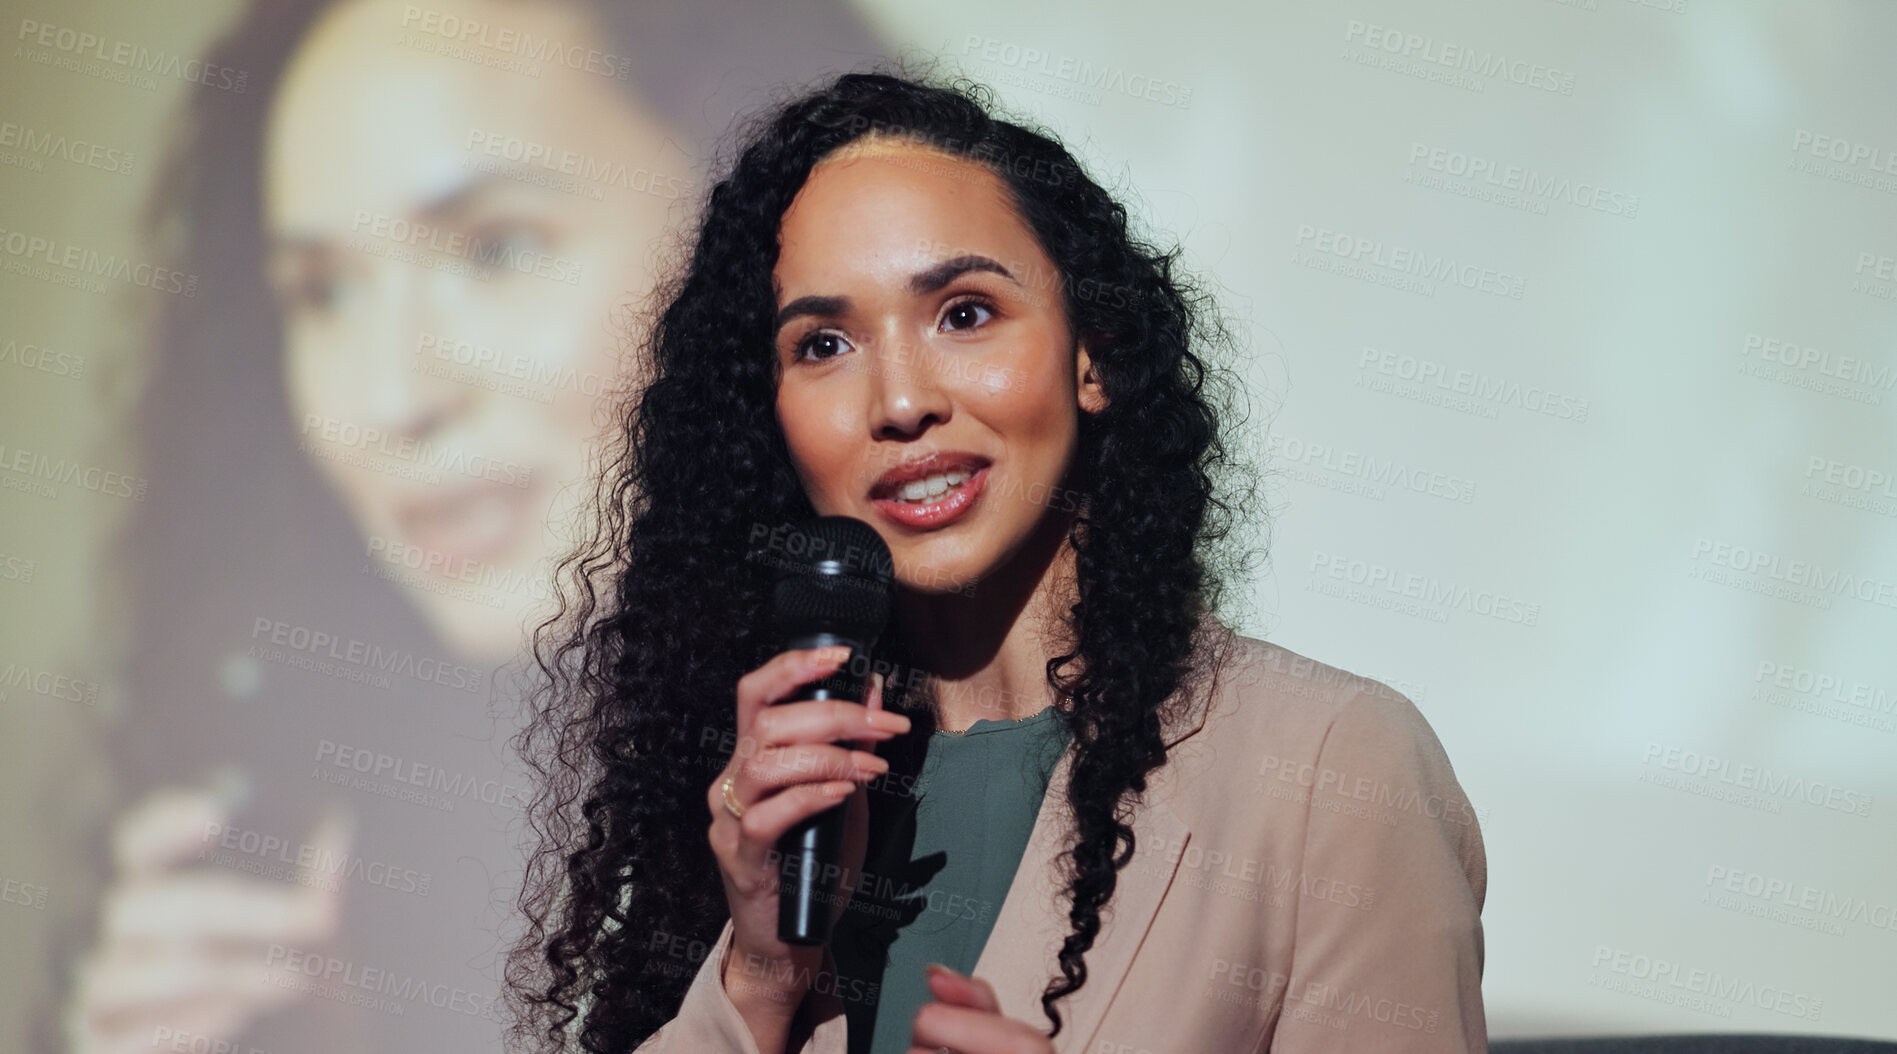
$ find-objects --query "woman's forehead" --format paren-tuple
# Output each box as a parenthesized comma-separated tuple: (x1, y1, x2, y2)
(783, 144, 1026, 260)
(264, 0, 664, 232)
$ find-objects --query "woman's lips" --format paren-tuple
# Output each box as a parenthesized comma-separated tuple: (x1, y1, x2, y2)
(393, 477, 542, 568)
(870, 464, 989, 530)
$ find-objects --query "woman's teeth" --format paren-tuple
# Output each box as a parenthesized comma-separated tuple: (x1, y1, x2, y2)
(895, 469, 972, 503)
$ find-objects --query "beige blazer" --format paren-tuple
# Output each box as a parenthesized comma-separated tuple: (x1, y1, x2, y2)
(639, 622, 1488, 1053)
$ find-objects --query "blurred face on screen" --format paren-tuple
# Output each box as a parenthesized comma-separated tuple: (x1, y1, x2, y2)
(262, 0, 679, 663)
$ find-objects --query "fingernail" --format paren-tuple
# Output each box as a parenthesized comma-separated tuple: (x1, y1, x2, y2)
(924, 962, 956, 977)
(870, 710, 911, 733)
(816, 645, 851, 663)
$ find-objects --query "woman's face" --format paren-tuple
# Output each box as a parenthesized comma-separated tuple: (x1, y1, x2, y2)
(262, 0, 680, 663)
(772, 137, 1106, 594)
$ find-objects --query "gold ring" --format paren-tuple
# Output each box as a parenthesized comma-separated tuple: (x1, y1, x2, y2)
(720, 774, 747, 820)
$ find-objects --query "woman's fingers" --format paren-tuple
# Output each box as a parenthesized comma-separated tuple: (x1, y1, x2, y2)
(735, 740, 889, 790)
(746, 692, 908, 753)
(735, 645, 853, 734)
(725, 780, 857, 871)
(905, 966, 1051, 1054)
(707, 741, 883, 833)
(715, 655, 908, 834)
(72, 939, 295, 1022)
(112, 786, 234, 878)
(101, 867, 341, 945)
(101, 807, 348, 946)
(70, 992, 250, 1054)
(908, 1001, 1050, 1054)
(845, 671, 890, 750)
(712, 651, 909, 968)
(73, 990, 280, 1054)
(923, 963, 1000, 1012)
(72, 793, 351, 1054)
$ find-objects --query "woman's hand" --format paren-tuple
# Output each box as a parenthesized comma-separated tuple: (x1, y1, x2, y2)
(64, 785, 350, 1054)
(707, 646, 910, 1023)
(905, 963, 1055, 1054)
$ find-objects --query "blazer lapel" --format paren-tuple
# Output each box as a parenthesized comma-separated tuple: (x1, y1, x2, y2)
(970, 626, 1224, 1052)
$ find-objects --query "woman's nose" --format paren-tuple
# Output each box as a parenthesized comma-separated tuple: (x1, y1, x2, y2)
(866, 336, 953, 439)
(354, 263, 472, 440)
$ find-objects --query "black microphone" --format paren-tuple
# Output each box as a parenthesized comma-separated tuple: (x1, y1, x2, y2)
(767, 515, 895, 945)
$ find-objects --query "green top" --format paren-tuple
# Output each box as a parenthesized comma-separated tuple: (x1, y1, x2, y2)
(829, 705, 1074, 1054)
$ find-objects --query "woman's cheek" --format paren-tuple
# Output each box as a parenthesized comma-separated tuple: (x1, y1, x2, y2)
(283, 338, 379, 513)
(296, 368, 355, 447)
(776, 406, 840, 506)
(284, 342, 327, 436)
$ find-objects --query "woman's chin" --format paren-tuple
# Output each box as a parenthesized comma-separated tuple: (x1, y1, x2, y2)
(413, 590, 537, 668)
(892, 557, 984, 600)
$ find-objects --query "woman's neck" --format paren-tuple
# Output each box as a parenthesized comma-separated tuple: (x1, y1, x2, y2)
(891, 507, 1080, 733)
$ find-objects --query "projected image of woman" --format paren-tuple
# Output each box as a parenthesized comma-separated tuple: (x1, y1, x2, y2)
(65, 2, 882, 1052)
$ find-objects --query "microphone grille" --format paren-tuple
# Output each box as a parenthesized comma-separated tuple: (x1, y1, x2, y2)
(768, 516, 894, 638)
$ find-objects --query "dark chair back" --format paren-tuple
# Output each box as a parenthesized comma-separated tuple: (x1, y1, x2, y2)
(1493, 1036, 1897, 1054)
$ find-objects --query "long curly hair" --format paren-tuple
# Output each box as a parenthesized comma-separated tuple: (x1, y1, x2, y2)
(507, 69, 1263, 1052)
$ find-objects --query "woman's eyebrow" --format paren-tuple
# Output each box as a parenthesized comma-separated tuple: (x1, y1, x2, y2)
(909, 254, 1017, 294)
(266, 173, 511, 260)
(773, 256, 1019, 335)
(774, 294, 847, 335)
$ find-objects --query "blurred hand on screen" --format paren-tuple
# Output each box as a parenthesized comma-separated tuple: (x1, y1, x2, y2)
(65, 785, 350, 1054)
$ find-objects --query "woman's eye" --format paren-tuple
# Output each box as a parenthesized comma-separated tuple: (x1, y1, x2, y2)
(796, 331, 852, 362)
(272, 269, 346, 321)
(471, 220, 550, 270)
(941, 299, 994, 331)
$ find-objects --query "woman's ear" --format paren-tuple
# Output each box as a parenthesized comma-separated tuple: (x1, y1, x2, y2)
(1075, 340, 1109, 414)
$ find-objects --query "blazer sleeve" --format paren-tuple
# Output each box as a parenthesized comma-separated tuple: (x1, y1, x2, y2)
(1267, 684, 1489, 1053)
(633, 917, 849, 1054)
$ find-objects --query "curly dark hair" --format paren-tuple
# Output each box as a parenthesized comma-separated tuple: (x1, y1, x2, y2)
(507, 69, 1263, 1052)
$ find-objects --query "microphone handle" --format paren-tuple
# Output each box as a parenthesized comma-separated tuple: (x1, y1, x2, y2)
(775, 630, 869, 946)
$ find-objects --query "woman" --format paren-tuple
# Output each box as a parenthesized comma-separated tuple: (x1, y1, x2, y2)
(67, 1, 882, 1052)
(510, 73, 1487, 1054)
